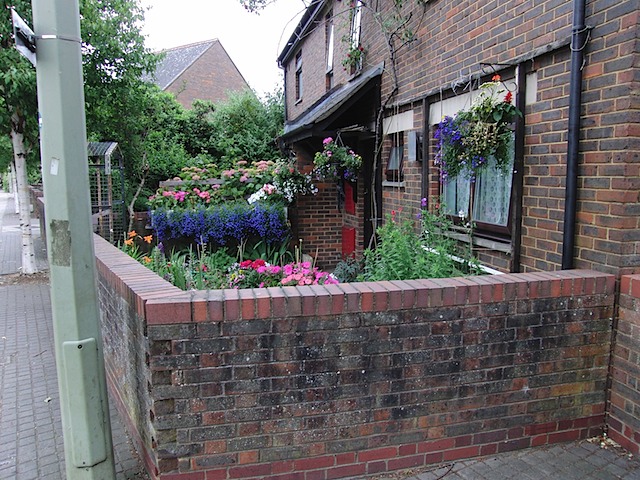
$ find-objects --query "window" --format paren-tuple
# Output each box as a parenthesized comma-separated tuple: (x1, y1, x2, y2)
(431, 75, 522, 240)
(348, 0, 363, 73)
(326, 12, 334, 90)
(350, 1, 363, 48)
(386, 133, 404, 182)
(441, 134, 515, 236)
(295, 51, 303, 101)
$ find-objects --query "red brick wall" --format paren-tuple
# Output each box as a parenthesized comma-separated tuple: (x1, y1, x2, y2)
(291, 177, 366, 270)
(608, 274, 640, 456)
(94, 236, 189, 479)
(94, 235, 616, 480)
(291, 180, 343, 269)
(282, 0, 640, 276)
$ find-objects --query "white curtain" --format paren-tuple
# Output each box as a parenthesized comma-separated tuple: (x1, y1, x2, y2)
(472, 139, 514, 226)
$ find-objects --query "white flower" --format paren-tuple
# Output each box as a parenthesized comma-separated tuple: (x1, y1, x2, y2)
(247, 189, 267, 204)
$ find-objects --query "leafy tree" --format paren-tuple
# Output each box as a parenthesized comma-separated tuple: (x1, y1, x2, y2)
(175, 100, 219, 158)
(0, 136, 11, 174)
(209, 89, 284, 168)
(79, 0, 159, 175)
(1, 0, 158, 272)
(1, 0, 39, 272)
(106, 83, 193, 212)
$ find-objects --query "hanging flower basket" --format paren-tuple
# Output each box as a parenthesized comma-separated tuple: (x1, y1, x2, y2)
(342, 44, 366, 71)
(435, 75, 522, 181)
(313, 137, 363, 182)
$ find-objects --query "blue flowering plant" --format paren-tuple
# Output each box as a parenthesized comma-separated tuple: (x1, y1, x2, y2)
(313, 137, 363, 182)
(150, 202, 289, 248)
(435, 75, 521, 182)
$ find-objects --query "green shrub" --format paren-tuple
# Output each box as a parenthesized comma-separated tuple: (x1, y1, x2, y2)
(359, 206, 481, 282)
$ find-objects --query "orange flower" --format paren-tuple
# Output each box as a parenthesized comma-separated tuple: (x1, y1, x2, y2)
(143, 235, 153, 244)
(128, 231, 137, 238)
(124, 238, 134, 246)
(491, 74, 501, 82)
(143, 256, 152, 264)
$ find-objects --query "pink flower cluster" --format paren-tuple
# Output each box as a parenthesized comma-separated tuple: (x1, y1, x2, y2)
(192, 188, 212, 203)
(281, 261, 338, 286)
(262, 184, 277, 195)
(153, 186, 220, 205)
(162, 190, 187, 202)
(239, 258, 282, 275)
(255, 160, 271, 172)
(232, 259, 337, 288)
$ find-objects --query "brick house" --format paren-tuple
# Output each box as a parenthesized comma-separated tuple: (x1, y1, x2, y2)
(277, 0, 640, 278)
(150, 39, 250, 108)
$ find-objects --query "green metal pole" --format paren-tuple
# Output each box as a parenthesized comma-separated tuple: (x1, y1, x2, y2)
(32, 0, 116, 478)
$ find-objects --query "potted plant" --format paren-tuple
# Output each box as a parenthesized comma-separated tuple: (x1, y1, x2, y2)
(342, 43, 365, 72)
(435, 75, 522, 181)
(313, 137, 363, 182)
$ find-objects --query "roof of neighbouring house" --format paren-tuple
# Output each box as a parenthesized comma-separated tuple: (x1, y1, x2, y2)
(152, 40, 217, 90)
(147, 39, 250, 106)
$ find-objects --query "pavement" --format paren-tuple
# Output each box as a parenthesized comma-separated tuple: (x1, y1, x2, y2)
(0, 191, 148, 479)
(0, 189, 639, 480)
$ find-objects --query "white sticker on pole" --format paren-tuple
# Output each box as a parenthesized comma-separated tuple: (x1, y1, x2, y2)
(50, 158, 59, 175)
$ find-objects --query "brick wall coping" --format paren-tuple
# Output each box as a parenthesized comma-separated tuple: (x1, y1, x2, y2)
(94, 234, 616, 325)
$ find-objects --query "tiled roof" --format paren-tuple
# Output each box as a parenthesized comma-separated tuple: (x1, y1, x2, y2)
(150, 40, 217, 90)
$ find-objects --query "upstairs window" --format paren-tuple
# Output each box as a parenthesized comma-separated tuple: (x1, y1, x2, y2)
(326, 11, 334, 90)
(295, 51, 303, 101)
(350, 1, 363, 48)
(348, 0, 363, 73)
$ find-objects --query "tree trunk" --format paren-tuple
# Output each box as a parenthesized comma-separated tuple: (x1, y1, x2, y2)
(10, 111, 37, 274)
(9, 162, 19, 214)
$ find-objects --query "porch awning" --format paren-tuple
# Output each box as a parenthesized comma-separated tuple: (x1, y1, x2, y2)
(282, 62, 384, 142)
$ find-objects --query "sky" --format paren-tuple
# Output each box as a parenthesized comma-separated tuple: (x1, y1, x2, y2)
(139, 0, 307, 97)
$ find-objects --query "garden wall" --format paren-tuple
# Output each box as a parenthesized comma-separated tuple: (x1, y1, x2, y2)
(94, 234, 616, 480)
(608, 274, 640, 456)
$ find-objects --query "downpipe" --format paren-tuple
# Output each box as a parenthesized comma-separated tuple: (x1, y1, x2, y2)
(561, 0, 589, 269)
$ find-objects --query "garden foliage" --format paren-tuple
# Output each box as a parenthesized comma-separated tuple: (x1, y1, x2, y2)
(149, 159, 316, 210)
(358, 201, 481, 281)
(121, 232, 337, 290)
